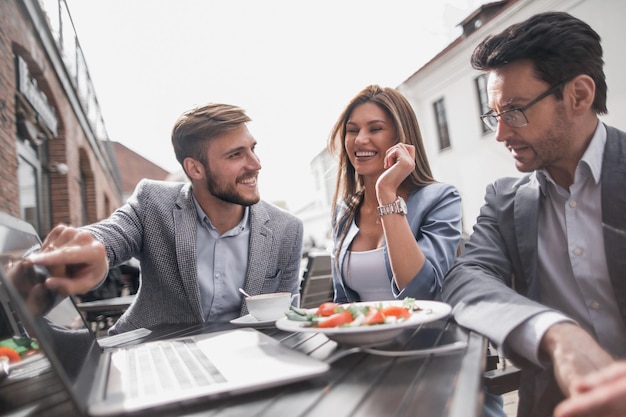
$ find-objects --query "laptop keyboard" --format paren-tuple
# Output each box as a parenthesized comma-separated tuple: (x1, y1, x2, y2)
(125, 338, 227, 398)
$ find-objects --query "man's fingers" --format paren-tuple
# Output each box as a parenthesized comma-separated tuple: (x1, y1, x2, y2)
(26, 229, 108, 297)
(571, 362, 626, 393)
(40, 225, 96, 252)
(28, 239, 106, 266)
(45, 276, 97, 296)
(555, 381, 626, 417)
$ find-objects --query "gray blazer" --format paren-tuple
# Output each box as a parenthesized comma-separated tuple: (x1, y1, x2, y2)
(442, 124, 626, 417)
(84, 179, 304, 334)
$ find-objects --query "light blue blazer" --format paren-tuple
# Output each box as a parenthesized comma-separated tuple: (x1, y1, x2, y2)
(332, 182, 463, 303)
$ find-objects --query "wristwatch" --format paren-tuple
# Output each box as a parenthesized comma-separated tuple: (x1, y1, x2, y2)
(377, 197, 408, 216)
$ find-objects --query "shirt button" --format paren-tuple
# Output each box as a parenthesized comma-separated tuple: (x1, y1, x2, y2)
(573, 248, 583, 256)
(590, 300, 600, 309)
(215, 273, 221, 279)
(569, 200, 577, 208)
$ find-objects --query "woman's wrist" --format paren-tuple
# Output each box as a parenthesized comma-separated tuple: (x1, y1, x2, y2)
(375, 188, 398, 206)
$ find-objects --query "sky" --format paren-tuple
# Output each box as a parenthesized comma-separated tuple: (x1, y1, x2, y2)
(65, 0, 485, 210)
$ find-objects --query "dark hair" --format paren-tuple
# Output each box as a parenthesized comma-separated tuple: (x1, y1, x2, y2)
(171, 103, 251, 167)
(471, 11, 607, 114)
(327, 85, 435, 263)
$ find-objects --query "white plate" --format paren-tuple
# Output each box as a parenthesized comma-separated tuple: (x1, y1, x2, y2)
(275, 300, 451, 346)
(229, 314, 276, 328)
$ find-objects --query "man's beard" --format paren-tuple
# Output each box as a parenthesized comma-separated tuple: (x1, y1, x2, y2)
(507, 104, 572, 174)
(204, 166, 260, 206)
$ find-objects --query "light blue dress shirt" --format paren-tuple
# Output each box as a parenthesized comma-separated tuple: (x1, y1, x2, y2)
(193, 197, 249, 322)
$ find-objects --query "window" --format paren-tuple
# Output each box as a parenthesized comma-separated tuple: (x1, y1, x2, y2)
(433, 98, 451, 150)
(17, 148, 40, 230)
(15, 55, 55, 235)
(475, 74, 491, 134)
(16, 137, 50, 233)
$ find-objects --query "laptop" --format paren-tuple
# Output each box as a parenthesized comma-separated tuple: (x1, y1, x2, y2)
(0, 213, 329, 416)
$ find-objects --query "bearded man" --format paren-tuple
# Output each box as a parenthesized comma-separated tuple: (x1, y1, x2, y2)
(29, 103, 303, 334)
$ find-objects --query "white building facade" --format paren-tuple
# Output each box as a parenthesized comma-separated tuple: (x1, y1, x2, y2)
(398, 0, 626, 235)
(302, 0, 626, 243)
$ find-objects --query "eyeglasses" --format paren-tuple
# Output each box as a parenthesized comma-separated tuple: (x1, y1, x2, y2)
(480, 82, 565, 132)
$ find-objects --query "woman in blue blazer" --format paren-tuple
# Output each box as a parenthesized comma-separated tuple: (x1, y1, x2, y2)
(327, 85, 463, 303)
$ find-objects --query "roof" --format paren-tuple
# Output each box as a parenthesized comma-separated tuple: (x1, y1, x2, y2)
(111, 141, 171, 194)
(399, 0, 518, 86)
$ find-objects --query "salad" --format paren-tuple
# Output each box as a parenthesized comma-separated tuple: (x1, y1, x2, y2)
(285, 298, 422, 329)
(0, 336, 40, 363)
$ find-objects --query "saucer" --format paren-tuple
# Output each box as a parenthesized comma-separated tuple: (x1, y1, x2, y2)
(230, 314, 276, 328)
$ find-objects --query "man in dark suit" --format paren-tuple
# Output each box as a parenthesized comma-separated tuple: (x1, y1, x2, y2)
(27, 103, 303, 334)
(442, 12, 626, 417)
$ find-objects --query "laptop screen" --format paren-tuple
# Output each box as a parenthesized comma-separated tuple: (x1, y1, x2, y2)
(0, 214, 99, 413)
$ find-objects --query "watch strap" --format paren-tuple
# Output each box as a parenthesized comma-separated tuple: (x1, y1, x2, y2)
(377, 197, 406, 216)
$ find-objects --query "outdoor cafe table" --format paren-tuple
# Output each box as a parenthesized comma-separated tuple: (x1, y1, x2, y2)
(2, 317, 488, 417)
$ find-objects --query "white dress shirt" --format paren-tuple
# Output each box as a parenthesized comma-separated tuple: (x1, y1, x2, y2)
(508, 123, 626, 365)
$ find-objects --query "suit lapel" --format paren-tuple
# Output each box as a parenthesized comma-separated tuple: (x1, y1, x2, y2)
(242, 203, 272, 299)
(601, 125, 626, 324)
(173, 187, 203, 319)
(514, 177, 541, 299)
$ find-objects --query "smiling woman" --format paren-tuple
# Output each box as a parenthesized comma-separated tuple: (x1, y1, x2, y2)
(327, 85, 463, 305)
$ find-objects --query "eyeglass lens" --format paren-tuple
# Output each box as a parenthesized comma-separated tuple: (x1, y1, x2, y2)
(481, 81, 565, 132)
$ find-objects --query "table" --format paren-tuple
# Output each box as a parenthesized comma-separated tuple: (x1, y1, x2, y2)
(0, 318, 487, 417)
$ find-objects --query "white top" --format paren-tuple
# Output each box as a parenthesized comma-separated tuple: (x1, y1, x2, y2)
(342, 247, 392, 301)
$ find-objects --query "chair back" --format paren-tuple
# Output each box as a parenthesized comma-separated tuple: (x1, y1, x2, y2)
(300, 252, 333, 308)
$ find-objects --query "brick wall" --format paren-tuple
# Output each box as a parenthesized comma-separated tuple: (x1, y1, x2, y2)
(0, 2, 20, 217)
(0, 0, 122, 233)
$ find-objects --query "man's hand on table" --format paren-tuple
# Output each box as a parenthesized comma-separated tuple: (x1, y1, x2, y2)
(26, 224, 108, 296)
(539, 321, 626, 416)
(540, 322, 614, 396)
(554, 360, 626, 417)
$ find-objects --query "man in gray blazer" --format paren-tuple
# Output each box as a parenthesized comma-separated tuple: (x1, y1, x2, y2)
(442, 12, 626, 417)
(29, 103, 303, 334)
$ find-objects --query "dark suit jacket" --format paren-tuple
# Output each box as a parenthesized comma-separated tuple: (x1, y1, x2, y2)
(442, 123, 626, 417)
(84, 179, 304, 334)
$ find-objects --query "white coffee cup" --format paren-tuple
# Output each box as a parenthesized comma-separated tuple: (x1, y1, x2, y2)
(245, 292, 299, 321)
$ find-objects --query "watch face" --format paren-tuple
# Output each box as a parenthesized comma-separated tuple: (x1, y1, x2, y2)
(398, 197, 408, 214)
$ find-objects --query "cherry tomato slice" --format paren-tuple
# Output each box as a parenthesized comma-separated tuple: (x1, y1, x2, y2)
(381, 305, 411, 320)
(316, 302, 342, 317)
(0, 347, 20, 363)
(316, 311, 354, 328)
(362, 308, 385, 325)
